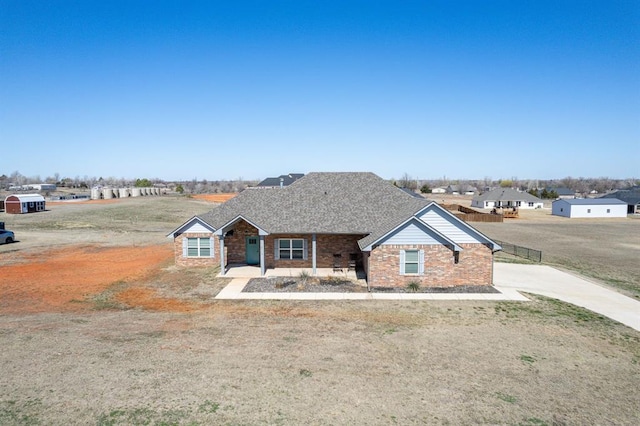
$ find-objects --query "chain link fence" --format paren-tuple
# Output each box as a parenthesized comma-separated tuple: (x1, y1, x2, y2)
(494, 240, 542, 262)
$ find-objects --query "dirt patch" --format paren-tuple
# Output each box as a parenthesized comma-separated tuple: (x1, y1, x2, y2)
(116, 287, 201, 312)
(0, 245, 173, 314)
(191, 193, 236, 203)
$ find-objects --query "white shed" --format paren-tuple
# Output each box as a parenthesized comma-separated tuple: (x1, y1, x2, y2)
(552, 199, 627, 218)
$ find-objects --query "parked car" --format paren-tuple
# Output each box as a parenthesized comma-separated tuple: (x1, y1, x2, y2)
(1, 229, 15, 244)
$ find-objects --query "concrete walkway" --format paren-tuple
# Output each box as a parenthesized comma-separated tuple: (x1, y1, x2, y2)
(494, 263, 640, 331)
(215, 278, 528, 301)
(215, 263, 640, 331)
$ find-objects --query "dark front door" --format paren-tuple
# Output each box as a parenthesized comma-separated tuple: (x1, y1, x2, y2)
(245, 236, 259, 265)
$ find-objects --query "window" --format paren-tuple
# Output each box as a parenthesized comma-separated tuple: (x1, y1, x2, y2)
(404, 250, 419, 274)
(400, 249, 424, 275)
(587, 209, 591, 213)
(607, 209, 610, 213)
(276, 238, 306, 260)
(186, 237, 212, 257)
(528, 202, 534, 207)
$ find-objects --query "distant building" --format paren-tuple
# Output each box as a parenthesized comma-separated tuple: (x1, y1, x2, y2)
(445, 184, 477, 195)
(599, 187, 640, 214)
(431, 187, 446, 194)
(552, 198, 627, 218)
(471, 188, 543, 209)
(546, 187, 575, 199)
(256, 173, 304, 188)
(4, 194, 46, 214)
(31, 183, 57, 191)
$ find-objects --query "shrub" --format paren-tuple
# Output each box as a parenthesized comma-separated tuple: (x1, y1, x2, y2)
(407, 281, 420, 292)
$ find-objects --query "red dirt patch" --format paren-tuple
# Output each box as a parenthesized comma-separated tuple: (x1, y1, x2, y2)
(116, 287, 200, 312)
(191, 193, 236, 203)
(0, 245, 173, 314)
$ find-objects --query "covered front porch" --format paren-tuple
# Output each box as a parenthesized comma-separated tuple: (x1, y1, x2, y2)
(215, 217, 366, 278)
(219, 264, 362, 280)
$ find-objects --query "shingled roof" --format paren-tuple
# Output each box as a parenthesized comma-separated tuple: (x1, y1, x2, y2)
(473, 188, 542, 203)
(256, 173, 304, 187)
(198, 172, 429, 239)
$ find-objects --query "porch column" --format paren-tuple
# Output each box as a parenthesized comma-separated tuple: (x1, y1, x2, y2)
(259, 235, 265, 276)
(312, 233, 317, 275)
(219, 236, 225, 275)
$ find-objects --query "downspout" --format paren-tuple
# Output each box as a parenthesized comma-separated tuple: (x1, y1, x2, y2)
(312, 234, 317, 276)
(219, 235, 225, 275)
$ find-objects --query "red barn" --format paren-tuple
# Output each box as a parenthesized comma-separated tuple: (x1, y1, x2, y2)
(4, 194, 46, 214)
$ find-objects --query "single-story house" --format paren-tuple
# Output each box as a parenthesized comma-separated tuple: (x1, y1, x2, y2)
(4, 194, 46, 214)
(552, 198, 628, 218)
(431, 187, 446, 194)
(168, 172, 501, 288)
(547, 187, 576, 199)
(471, 188, 543, 210)
(255, 173, 304, 188)
(446, 184, 477, 195)
(599, 187, 640, 214)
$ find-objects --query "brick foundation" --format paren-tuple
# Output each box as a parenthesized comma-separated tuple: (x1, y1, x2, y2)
(367, 243, 493, 287)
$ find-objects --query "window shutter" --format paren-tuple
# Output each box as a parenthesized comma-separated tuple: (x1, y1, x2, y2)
(303, 239, 308, 260)
(182, 237, 188, 257)
(399, 250, 405, 275)
(210, 237, 215, 257)
(418, 250, 425, 275)
(274, 239, 280, 260)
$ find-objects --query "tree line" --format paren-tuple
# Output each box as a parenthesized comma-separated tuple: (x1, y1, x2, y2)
(2, 170, 637, 196)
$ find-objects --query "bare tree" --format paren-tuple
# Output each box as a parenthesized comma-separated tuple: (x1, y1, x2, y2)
(398, 172, 417, 190)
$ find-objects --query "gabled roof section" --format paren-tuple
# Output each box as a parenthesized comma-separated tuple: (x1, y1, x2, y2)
(358, 201, 501, 252)
(600, 188, 640, 205)
(473, 188, 542, 203)
(213, 214, 269, 236)
(359, 215, 462, 252)
(197, 172, 429, 235)
(256, 173, 304, 187)
(415, 203, 501, 251)
(166, 216, 217, 238)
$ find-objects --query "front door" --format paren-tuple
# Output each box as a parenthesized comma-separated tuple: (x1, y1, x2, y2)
(245, 236, 259, 265)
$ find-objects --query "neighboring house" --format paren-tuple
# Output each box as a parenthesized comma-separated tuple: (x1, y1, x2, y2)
(599, 187, 640, 214)
(4, 194, 46, 214)
(431, 187, 446, 194)
(552, 198, 627, 218)
(446, 184, 477, 195)
(471, 188, 543, 209)
(255, 173, 304, 188)
(168, 172, 501, 288)
(547, 187, 575, 199)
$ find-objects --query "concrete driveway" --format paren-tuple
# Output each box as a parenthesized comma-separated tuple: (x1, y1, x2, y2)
(494, 263, 640, 331)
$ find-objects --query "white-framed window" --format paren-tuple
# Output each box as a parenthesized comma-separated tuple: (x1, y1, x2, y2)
(607, 209, 610, 213)
(528, 202, 534, 207)
(275, 238, 307, 260)
(183, 237, 213, 257)
(400, 249, 424, 275)
(587, 209, 591, 213)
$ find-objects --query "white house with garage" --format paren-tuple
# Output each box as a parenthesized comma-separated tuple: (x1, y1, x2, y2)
(551, 198, 627, 218)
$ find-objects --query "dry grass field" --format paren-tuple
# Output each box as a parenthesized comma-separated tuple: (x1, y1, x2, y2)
(0, 196, 639, 425)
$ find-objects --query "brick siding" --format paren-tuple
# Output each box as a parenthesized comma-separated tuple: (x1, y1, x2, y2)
(367, 243, 493, 287)
(174, 232, 218, 267)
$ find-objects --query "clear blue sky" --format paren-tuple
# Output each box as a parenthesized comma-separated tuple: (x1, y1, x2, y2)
(1, 0, 638, 181)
